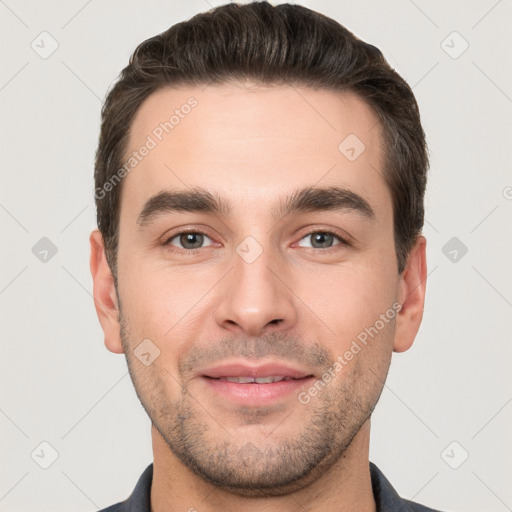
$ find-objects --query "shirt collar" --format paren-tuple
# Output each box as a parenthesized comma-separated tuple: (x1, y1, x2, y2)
(114, 461, 421, 512)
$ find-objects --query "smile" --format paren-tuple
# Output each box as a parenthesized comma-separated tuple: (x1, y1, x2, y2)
(215, 376, 299, 383)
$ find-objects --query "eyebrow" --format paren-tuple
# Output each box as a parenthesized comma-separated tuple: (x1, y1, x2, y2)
(136, 185, 375, 227)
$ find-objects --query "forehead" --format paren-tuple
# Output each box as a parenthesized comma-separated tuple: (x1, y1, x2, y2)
(121, 82, 389, 221)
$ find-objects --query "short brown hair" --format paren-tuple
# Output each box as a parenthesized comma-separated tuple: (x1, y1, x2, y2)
(94, 1, 428, 278)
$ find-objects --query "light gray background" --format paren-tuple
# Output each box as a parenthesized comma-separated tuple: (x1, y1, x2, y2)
(1, 1, 511, 511)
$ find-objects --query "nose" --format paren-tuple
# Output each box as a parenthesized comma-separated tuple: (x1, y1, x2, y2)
(213, 241, 298, 337)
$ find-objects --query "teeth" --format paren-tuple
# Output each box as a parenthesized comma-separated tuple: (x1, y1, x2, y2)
(225, 376, 255, 383)
(255, 376, 282, 384)
(220, 376, 291, 383)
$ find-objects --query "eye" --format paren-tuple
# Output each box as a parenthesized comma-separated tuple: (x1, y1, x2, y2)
(297, 230, 347, 250)
(164, 231, 214, 252)
(162, 228, 349, 254)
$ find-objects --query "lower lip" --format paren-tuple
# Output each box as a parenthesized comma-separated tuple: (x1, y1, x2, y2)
(201, 376, 315, 405)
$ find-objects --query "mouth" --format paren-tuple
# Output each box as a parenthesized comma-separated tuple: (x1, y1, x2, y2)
(198, 361, 316, 404)
(200, 361, 313, 379)
(212, 375, 302, 383)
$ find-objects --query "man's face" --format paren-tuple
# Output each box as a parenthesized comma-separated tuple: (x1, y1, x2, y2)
(98, 83, 418, 495)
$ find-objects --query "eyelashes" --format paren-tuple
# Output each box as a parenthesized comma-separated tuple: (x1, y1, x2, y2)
(164, 231, 214, 254)
(296, 230, 348, 250)
(163, 228, 350, 255)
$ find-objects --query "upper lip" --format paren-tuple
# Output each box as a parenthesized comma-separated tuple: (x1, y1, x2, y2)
(199, 361, 314, 379)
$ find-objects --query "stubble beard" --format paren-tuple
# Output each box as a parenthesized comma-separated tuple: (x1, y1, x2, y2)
(119, 311, 391, 497)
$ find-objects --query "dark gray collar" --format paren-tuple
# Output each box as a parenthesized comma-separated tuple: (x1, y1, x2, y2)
(99, 461, 441, 512)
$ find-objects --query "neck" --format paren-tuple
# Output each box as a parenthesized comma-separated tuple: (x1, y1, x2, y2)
(150, 419, 376, 512)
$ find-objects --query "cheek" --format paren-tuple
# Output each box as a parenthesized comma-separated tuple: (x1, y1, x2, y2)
(300, 263, 398, 349)
(118, 262, 214, 359)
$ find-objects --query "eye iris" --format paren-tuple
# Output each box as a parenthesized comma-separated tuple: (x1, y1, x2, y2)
(174, 232, 337, 250)
(180, 233, 203, 249)
(311, 232, 334, 249)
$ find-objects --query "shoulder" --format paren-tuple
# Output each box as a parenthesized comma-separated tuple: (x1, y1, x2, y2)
(96, 503, 126, 512)
(370, 462, 447, 512)
(399, 498, 446, 511)
(95, 463, 153, 512)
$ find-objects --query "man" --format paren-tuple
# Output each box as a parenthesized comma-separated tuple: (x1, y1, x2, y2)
(90, 1, 441, 511)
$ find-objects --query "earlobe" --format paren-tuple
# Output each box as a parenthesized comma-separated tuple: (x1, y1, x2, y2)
(393, 236, 427, 353)
(89, 229, 124, 354)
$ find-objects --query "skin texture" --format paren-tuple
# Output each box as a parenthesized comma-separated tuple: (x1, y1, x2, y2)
(90, 82, 427, 512)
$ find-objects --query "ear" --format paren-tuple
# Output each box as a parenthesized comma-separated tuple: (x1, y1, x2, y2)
(89, 229, 124, 354)
(393, 235, 427, 353)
